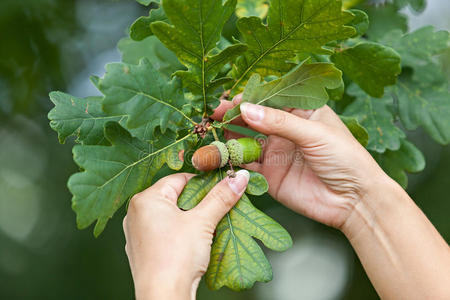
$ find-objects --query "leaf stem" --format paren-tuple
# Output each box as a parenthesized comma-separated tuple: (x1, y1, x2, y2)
(211, 127, 219, 141)
(221, 114, 240, 126)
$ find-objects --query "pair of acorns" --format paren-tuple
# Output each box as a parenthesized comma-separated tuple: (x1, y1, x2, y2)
(192, 138, 262, 171)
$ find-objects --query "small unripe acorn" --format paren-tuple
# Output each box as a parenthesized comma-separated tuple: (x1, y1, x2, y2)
(191, 141, 229, 171)
(226, 138, 262, 166)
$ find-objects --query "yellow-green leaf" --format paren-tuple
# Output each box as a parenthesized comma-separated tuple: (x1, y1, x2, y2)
(207, 193, 291, 290)
(236, 0, 269, 19)
(224, 62, 343, 121)
(178, 170, 291, 290)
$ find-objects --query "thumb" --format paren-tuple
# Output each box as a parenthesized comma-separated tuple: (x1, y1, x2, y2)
(192, 170, 250, 226)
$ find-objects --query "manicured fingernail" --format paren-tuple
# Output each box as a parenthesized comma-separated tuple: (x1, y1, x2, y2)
(232, 94, 243, 105)
(226, 170, 250, 195)
(240, 103, 264, 122)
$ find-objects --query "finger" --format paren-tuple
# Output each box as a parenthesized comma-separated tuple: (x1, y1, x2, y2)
(289, 108, 315, 119)
(242, 162, 262, 173)
(240, 103, 329, 146)
(309, 105, 348, 130)
(210, 99, 235, 120)
(122, 216, 129, 254)
(122, 216, 128, 232)
(192, 169, 250, 226)
(232, 94, 243, 105)
(137, 173, 196, 204)
(210, 94, 242, 120)
(211, 105, 248, 129)
(212, 106, 248, 128)
(211, 94, 247, 127)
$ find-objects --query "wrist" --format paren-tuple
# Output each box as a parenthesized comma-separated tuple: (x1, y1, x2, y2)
(340, 174, 408, 241)
(134, 273, 195, 300)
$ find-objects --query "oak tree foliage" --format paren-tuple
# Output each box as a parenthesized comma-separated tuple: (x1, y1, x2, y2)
(48, 0, 449, 291)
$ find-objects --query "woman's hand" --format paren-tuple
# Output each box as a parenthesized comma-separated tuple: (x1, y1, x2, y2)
(213, 99, 388, 230)
(213, 99, 450, 299)
(123, 170, 250, 300)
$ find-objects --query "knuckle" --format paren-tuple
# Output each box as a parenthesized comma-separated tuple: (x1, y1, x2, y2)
(129, 193, 145, 210)
(314, 121, 330, 135)
(271, 110, 288, 129)
(210, 188, 236, 210)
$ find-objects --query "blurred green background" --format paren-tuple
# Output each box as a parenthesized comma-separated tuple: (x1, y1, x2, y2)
(0, 0, 448, 299)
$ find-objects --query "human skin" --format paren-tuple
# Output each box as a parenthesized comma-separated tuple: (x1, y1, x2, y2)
(123, 169, 250, 300)
(124, 97, 450, 299)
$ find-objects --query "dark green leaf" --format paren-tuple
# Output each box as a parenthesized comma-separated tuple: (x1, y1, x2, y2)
(347, 9, 369, 37)
(151, 0, 247, 113)
(331, 42, 401, 98)
(223, 124, 264, 139)
(340, 115, 369, 147)
(394, 0, 426, 13)
(362, 3, 407, 41)
(118, 36, 183, 79)
(380, 26, 449, 84)
(48, 91, 170, 144)
(130, 5, 168, 41)
(224, 62, 343, 121)
(394, 80, 450, 145)
(100, 59, 195, 139)
(327, 81, 345, 101)
(344, 84, 405, 152)
(70, 122, 191, 236)
(230, 0, 355, 91)
(48, 92, 123, 145)
(372, 139, 425, 188)
(136, 0, 155, 6)
(380, 26, 448, 66)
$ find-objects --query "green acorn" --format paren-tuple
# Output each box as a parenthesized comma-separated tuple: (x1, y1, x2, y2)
(226, 138, 262, 166)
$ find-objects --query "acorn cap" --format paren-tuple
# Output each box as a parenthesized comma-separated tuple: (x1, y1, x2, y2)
(226, 139, 244, 166)
(226, 138, 262, 166)
(211, 141, 229, 167)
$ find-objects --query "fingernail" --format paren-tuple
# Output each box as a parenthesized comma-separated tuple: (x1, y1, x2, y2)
(232, 94, 243, 105)
(226, 170, 250, 195)
(240, 103, 264, 122)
